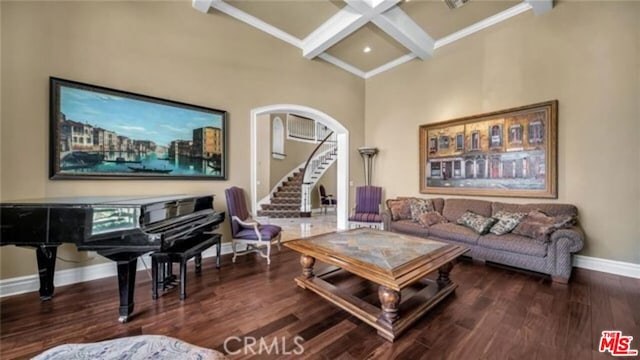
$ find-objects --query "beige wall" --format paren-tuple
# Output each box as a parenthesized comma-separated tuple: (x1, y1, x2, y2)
(269, 136, 316, 191)
(256, 114, 271, 200)
(0, 1, 365, 279)
(366, 2, 640, 264)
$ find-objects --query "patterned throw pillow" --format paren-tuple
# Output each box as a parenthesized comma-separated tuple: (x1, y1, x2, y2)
(418, 211, 448, 228)
(410, 198, 434, 222)
(457, 210, 497, 234)
(489, 211, 527, 235)
(512, 210, 576, 240)
(387, 199, 412, 221)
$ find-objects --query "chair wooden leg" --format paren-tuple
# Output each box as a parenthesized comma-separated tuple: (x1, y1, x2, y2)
(232, 240, 238, 263)
(266, 242, 271, 265)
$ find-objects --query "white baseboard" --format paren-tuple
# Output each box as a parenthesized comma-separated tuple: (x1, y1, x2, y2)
(573, 255, 640, 279)
(2, 247, 637, 298)
(0, 243, 234, 299)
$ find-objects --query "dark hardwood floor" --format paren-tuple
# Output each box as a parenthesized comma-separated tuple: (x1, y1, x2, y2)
(1, 248, 638, 359)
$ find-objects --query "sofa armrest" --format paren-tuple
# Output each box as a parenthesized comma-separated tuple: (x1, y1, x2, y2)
(381, 209, 392, 231)
(550, 225, 584, 253)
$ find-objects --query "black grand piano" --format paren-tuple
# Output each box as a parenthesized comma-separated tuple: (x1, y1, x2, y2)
(0, 194, 225, 322)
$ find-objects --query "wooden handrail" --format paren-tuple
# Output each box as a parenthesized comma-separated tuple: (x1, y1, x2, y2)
(301, 131, 334, 184)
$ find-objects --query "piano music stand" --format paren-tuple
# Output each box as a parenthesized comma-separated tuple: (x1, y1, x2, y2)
(151, 234, 221, 301)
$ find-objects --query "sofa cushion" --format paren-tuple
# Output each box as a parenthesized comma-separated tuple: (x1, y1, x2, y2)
(390, 220, 430, 238)
(431, 198, 445, 214)
(418, 211, 448, 227)
(428, 223, 481, 245)
(492, 202, 578, 218)
(387, 198, 412, 221)
(442, 198, 492, 222)
(489, 210, 527, 235)
(457, 211, 497, 235)
(478, 234, 548, 257)
(512, 210, 576, 240)
(410, 198, 434, 221)
(236, 224, 282, 240)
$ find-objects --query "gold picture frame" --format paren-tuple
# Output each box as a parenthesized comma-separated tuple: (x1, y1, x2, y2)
(419, 100, 558, 198)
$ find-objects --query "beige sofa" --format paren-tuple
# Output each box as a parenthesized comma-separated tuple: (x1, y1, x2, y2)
(382, 198, 585, 283)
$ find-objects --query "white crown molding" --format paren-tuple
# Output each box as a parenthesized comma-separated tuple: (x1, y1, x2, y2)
(2, 251, 637, 299)
(364, 53, 417, 79)
(434, 2, 532, 49)
(317, 53, 367, 78)
(203, 0, 303, 48)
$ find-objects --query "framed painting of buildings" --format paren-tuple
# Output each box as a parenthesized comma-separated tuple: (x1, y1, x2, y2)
(419, 100, 557, 198)
(49, 77, 227, 180)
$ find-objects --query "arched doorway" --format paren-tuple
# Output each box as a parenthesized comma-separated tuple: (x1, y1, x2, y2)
(250, 105, 349, 230)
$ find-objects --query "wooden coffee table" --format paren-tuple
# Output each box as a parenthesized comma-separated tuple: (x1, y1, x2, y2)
(285, 228, 468, 342)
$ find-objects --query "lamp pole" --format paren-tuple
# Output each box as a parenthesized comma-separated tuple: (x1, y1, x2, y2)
(358, 147, 378, 186)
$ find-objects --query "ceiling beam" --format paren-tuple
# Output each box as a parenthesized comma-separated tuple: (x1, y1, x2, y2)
(372, 7, 434, 60)
(345, 0, 400, 15)
(192, 0, 213, 13)
(193, 0, 555, 79)
(302, 7, 369, 59)
(302, 0, 400, 59)
(526, 0, 553, 15)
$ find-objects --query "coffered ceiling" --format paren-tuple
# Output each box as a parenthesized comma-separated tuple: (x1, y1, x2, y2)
(192, 0, 553, 78)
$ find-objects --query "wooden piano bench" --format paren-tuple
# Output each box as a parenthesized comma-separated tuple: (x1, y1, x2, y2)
(151, 233, 222, 301)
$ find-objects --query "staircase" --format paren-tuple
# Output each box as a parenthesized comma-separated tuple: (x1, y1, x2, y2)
(257, 139, 337, 218)
(256, 116, 337, 218)
(257, 169, 304, 218)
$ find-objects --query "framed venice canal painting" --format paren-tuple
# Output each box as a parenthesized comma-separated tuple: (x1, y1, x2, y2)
(50, 77, 227, 180)
(419, 100, 558, 198)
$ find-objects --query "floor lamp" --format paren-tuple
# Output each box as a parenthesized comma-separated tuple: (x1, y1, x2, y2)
(358, 147, 378, 186)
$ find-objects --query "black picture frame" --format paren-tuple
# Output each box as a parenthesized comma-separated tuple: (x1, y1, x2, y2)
(49, 77, 227, 180)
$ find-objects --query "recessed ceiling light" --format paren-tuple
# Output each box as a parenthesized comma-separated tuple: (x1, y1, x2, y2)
(363, 46, 372, 53)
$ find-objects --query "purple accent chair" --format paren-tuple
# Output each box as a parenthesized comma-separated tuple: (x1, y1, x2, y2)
(348, 186, 384, 230)
(225, 187, 282, 264)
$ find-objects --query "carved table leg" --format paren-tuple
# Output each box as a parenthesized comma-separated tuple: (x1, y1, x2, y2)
(437, 261, 454, 289)
(378, 286, 401, 325)
(300, 254, 316, 279)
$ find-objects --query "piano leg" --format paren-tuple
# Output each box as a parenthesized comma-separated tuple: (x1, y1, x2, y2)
(180, 260, 187, 301)
(116, 258, 138, 323)
(151, 256, 159, 300)
(216, 240, 221, 269)
(35, 245, 58, 301)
